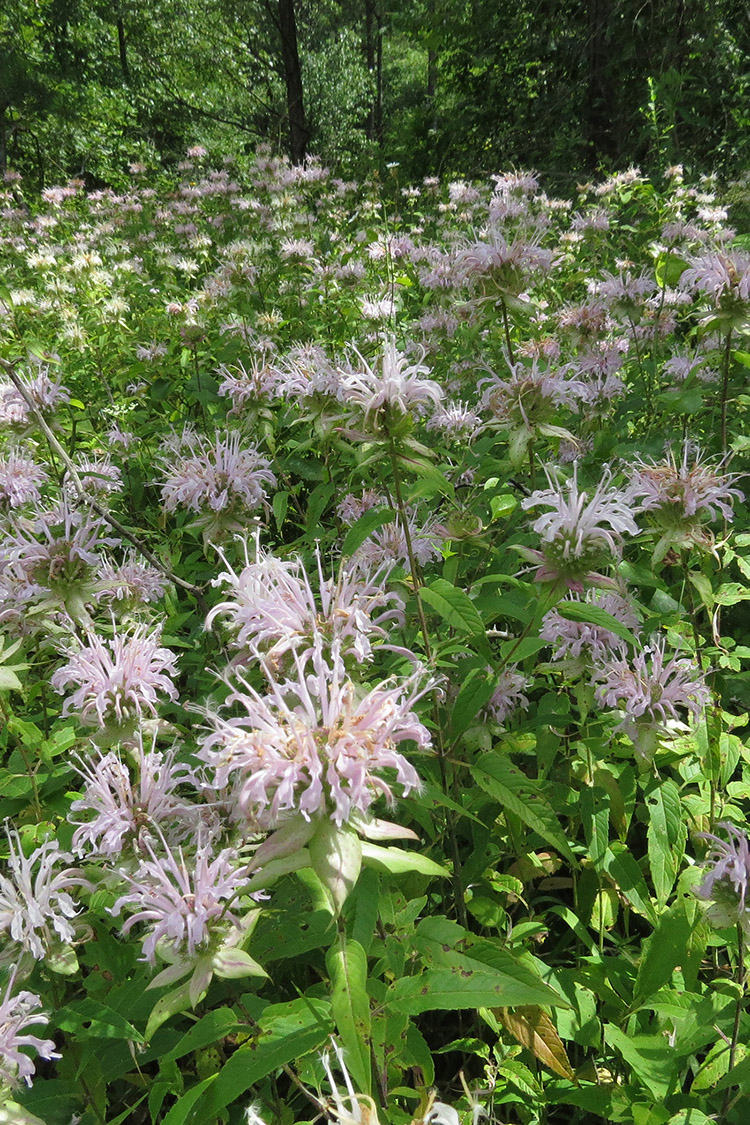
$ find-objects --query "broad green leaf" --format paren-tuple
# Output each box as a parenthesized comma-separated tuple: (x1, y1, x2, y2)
(602, 845, 657, 925)
(0, 667, 23, 691)
(556, 600, 639, 648)
(305, 482, 335, 533)
(162, 1008, 242, 1065)
(408, 916, 566, 1010)
(419, 578, 486, 636)
(655, 252, 688, 287)
(644, 777, 685, 906)
(340, 507, 395, 558)
(161, 1075, 218, 1125)
(195, 998, 333, 1115)
(55, 999, 144, 1042)
(580, 786, 610, 868)
(692, 1038, 746, 1092)
(145, 981, 201, 1042)
(327, 937, 371, 1095)
(667, 1111, 714, 1125)
(633, 900, 694, 1004)
(604, 1025, 675, 1100)
(473, 752, 577, 864)
(714, 1051, 750, 1091)
(360, 841, 448, 878)
(272, 490, 288, 530)
(387, 967, 563, 1015)
(450, 667, 498, 736)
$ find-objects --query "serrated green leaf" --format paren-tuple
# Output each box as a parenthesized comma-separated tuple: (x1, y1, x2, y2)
(419, 578, 486, 636)
(473, 752, 577, 864)
(580, 786, 610, 868)
(633, 900, 694, 1004)
(162, 1008, 242, 1065)
(644, 777, 685, 906)
(327, 937, 371, 1095)
(387, 967, 563, 1015)
(450, 667, 497, 736)
(55, 998, 144, 1042)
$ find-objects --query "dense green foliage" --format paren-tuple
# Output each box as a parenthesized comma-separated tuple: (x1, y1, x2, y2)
(2, 1, 750, 187)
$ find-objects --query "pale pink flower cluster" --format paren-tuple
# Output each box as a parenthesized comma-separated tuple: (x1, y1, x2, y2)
(201, 640, 429, 828)
(70, 741, 203, 856)
(352, 513, 445, 573)
(207, 541, 404, 665)
(593, 638, 710, 759)
(425, 400, 482, 440)
(628, 444, 743, 524)
(456, 229, 554, 293)
(159, 430, 276, 530)
(0, 831, 90, 961)
(540, 590, 640, 662)
(216, 358, 281, 411)
(51, 623, 179, 728)
(485, 667, 530, 723)
(680, 249, 750, 304)
(0, 451, 48, 508)
(337, 340, 444, 423)
(521, 466, 639, 589)
(336, 490, 386, 525)
(0, 366, 70, 427)
(479, 361, 586, 425)
(97, 552, 168, 606)
(111, 838, 248, 962)
(0, 970, 60, 1089)
(0, 501, 119, 610)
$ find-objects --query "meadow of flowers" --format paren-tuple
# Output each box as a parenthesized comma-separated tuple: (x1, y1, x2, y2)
(1, 150, 750, 1124)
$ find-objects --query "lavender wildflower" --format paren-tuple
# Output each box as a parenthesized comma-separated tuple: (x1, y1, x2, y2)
(594, 637, 710, 761)
(540, 589, 639, 663)
(628, 443, 743, 560)
(0, 452, 47, 510)
(484, 667, 530, 723)
(207, 541, 405, 666)
(0, 830, 90, 963)
(695, 823, 750, 932)
(520, 466, 639, 590)
(0, 970, 60, 1089)
(337, 340, 444, 427)
(111, 836, 250, 964)
(69, 741, 203, 856)
(51, 623, 179, 733)
(159, 431, 276, 539)
(479, 360, 586, 464)
(200, 640, 431, 829)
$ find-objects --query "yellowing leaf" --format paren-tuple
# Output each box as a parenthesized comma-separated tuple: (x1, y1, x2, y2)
(494, 1006, 576, 1081)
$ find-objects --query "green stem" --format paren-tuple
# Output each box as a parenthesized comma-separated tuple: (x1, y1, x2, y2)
(500, 298, 516, 366)
(388, 436, 468, 927)
(721, 327, 733, 455)
(722, 923, 746, 1119)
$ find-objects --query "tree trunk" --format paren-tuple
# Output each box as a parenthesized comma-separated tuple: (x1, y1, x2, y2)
(277, 0, 308, 164)
(117, 17, 130, 83)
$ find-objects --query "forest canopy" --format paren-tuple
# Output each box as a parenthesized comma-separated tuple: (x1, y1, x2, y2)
(2, 0, 750, 189)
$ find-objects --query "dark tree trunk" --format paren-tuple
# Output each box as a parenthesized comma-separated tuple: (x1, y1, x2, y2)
(585, 0, 614, 162)
(117, 17, 130, 82)
(277, 0, 308, 164)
